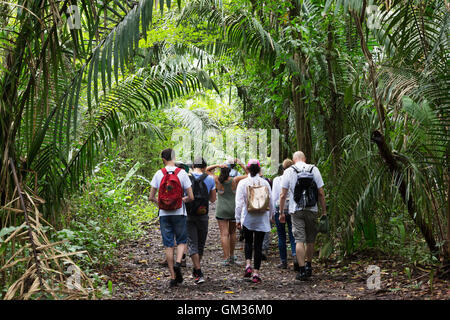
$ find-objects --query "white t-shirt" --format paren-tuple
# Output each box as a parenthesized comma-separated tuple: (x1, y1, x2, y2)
(234, 174, 274, 232)
(151, 166, 192, 216)
(281, 161, 324, 213)
(272, 176, 290, 213)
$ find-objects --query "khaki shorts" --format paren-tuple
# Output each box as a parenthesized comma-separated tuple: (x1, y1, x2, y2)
(292, 210, 318, 243)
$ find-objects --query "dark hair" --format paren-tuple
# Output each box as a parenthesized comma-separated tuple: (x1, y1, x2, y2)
(219, 167, 231, 184)
(161, 148, 174, 161)
(277, 164, 284, 176)
(248, 163, 261, 177)
(193, 157, 207, 169)
(175, 162, 188, 171)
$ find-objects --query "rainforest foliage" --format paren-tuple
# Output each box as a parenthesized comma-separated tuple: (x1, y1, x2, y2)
(0, 0, 448, 299)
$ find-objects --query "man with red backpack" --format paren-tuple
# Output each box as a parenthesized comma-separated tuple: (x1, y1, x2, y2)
(149, 148, 194, 288)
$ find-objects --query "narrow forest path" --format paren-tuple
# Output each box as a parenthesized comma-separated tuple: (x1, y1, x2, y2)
(101, 204, 449, 300)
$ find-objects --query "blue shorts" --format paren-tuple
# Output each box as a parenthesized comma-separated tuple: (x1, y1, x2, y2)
(159, 215, 187, 248)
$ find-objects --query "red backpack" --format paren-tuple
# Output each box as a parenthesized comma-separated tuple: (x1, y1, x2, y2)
(158, 167, 183, 210)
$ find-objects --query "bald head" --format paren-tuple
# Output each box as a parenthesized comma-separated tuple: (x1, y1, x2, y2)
(293, 151, 306, 163)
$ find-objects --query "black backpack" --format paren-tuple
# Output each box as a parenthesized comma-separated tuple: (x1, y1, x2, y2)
(292, 165, 318, 209)
(186, 173, 210, 215)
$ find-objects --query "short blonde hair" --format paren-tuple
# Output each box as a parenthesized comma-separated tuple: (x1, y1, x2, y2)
(282, 158, 294, 169)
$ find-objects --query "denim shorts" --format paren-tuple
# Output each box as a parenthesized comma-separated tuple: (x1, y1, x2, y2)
(159, 215, 187, 248)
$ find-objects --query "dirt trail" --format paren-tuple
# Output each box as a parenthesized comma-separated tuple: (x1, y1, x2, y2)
(102, 204, 449, 300)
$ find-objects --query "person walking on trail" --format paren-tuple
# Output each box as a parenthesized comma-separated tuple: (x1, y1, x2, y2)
(207, 161, 248, 266)
(159, 161, 190, 268)
(279, 151, 326, 281)
(149, 149, 194, 288)
(235, 159, 274, 284)
(272, 159, 297, 270)
(185, 157, 216, 284)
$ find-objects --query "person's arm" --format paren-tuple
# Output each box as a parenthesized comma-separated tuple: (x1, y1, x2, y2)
(209, 189, 217, 203)
(183, 187, 194, 203)
(235, 183, 245, 229)
(272, 178, 280, 207)
(231, 174, 247, 191)
(267, 183, 274, 222)
(279, 187, 288, 223)
(149, 187, 158, 204)
(318, 187, 326, 217)
(206, 164, 223, 174)
(235, 158, 248, 174)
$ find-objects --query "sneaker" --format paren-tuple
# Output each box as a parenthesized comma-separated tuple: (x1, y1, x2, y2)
(293, 261, 300, 272)
(174, 263, 183, 284)
(252, 274, 262, 283)
(222, 258, 231, 266)
(193, 269, 205, 284)
(169, 279, 178, 288)
(244, 266, 252, 278)
(277, 261, 288, 269)
(305, 262, 312, 277)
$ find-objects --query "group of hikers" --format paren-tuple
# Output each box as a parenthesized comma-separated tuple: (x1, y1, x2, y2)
(148, 148, 326, 288)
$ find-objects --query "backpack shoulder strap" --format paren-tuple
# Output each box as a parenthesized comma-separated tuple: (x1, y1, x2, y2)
(309, 165, 315, 173)
(161, 168, 168, 175)
(198, 173, 208, 182)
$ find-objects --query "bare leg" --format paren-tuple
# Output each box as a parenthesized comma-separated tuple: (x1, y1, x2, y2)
(176, 243, 185, 264)
(165, 247, 175, 279)
(295, 242, 306, 266)
(191, 253, 201, 270)
(218, 220, 231, 259)
(305, 242, 314, 263)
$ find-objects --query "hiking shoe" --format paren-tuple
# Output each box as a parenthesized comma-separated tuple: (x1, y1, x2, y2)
(222, 258, 231, 266)
(194, 275, 205, 284)
(174, 263, 183, 284)
(295, 270, 307, 281)
(293, 262, 300, 272)
(305, 263, 312, 277)
(181, 259, 187, 268)
(169, 279, 178, 288)
(193, 269, 205, 284)
(252, 274, 262, 283)
(244, 266, 252, 278)
(277, 261, 288, 269)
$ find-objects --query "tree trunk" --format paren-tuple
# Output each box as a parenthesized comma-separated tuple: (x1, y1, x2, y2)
(371, 130, 438, 256)
(289, 0, 312, 160)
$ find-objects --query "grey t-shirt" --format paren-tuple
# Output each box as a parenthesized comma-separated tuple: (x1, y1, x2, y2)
(281, 161, 324, 213)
